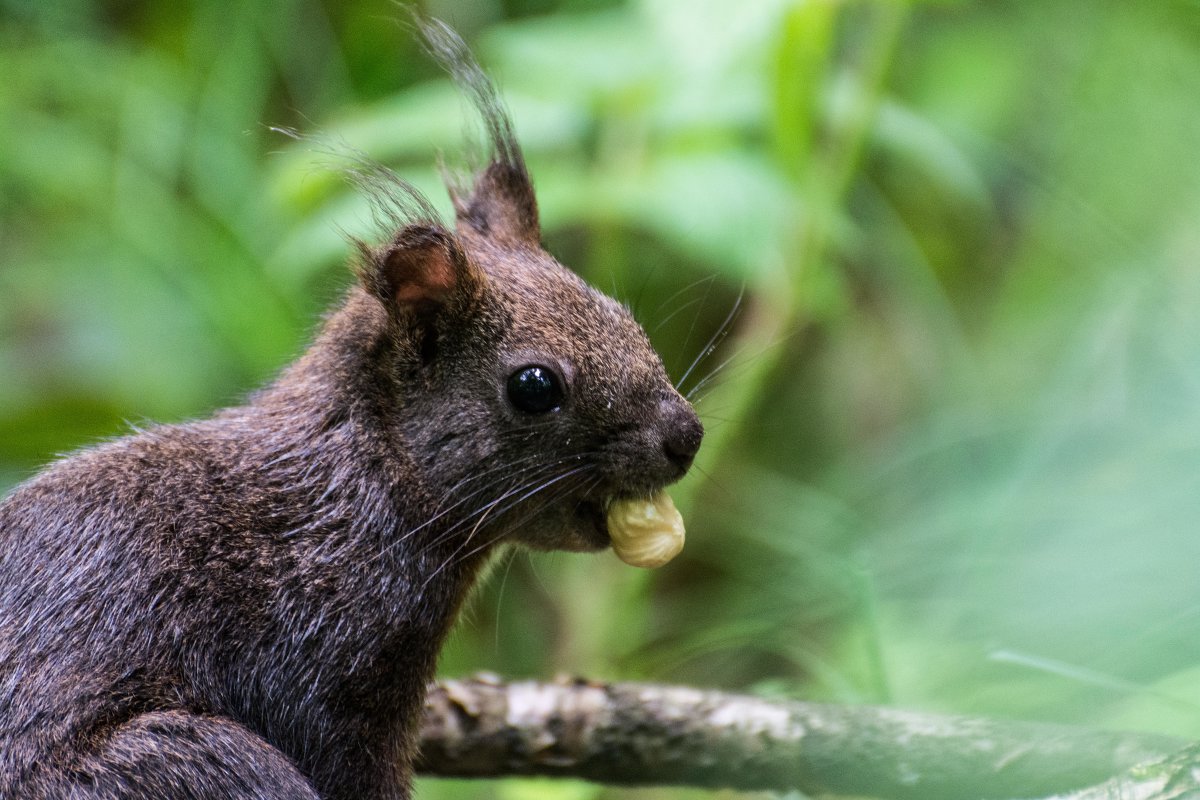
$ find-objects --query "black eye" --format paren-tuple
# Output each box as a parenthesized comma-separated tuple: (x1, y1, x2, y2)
(506, 365, 563, 414)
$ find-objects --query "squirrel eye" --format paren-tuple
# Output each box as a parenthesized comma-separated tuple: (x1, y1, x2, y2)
(506, 365, 563, 414)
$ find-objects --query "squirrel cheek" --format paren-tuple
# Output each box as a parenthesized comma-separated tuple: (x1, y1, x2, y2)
(606, 491, 685, 568)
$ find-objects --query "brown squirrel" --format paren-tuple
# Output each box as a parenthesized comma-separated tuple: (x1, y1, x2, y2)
(0, 18, 702, 800)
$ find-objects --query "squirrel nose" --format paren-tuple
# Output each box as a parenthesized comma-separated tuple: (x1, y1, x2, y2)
(660, 398, 703, 473)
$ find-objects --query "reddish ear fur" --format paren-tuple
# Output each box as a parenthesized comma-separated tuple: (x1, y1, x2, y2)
(364, 225, 479, 313)
(385, 240, 455, 306)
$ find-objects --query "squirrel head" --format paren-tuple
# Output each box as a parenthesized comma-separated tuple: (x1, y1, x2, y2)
(341, 19, 702, 554)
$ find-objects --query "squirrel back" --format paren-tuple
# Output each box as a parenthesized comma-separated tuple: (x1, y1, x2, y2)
(0, 18, 702, 800)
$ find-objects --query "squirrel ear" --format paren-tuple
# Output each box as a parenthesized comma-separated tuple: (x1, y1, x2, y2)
(361, 225, 481, 315)
(453, 161, 540, 247)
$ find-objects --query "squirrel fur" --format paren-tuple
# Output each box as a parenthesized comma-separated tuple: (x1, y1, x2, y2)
(0, 17, 702, 800)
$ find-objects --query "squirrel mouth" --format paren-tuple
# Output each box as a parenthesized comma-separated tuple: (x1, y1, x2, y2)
(572, 497, 611, 548)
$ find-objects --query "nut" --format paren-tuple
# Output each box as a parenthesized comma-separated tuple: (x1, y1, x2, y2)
(607, 491, 685, 568)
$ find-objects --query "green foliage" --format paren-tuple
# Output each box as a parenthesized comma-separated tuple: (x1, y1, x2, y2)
(4, 0, 1200, 796)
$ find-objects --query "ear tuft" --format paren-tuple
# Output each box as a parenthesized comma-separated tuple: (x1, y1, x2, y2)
(414, 15, 541, 247)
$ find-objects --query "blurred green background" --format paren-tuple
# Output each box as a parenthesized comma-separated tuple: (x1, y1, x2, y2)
(4, 0, 1200, 796)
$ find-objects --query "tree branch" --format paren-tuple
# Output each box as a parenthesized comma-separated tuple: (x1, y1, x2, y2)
(415, 677, 1187, 799)
(1046, 743, 1200, 800)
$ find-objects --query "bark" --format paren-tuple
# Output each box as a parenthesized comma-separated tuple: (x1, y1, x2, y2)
(1045, 743, 1200, 800)
(414, 677, 1188, 800)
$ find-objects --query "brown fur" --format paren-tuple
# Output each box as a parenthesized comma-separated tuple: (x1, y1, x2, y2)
(0, 17, 701, 800)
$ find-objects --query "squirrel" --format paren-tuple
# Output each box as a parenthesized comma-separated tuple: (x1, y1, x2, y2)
(0, 17, 702, 800)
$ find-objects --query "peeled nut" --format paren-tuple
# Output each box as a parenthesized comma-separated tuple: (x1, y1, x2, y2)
(606, 491, 686, 568)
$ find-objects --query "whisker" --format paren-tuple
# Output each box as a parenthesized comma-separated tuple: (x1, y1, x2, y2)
(686, 329, 792, 403)
(629, 256, 662, 320)
(686, 462, 735, 503)
(652, 296, 704, 334)
(415, 454, 601, 556)
(491, 547, 519, 652)
(420, 464, 597, 589)
(436, 469, 598, 583)
(356, 458, 576, 571)
(471, 464, 596, 536)
(443, 450, 549, 490)
(685, 349, 742, 402)
(503, 470, 601, 541)
(652, 274, 717, 320)
(677, 285, 745, 394)
(427, 455, 541, 517)
(673, 277, 717, 384)
(414, 467, 559, 556)
(407, 453, 588, 546)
